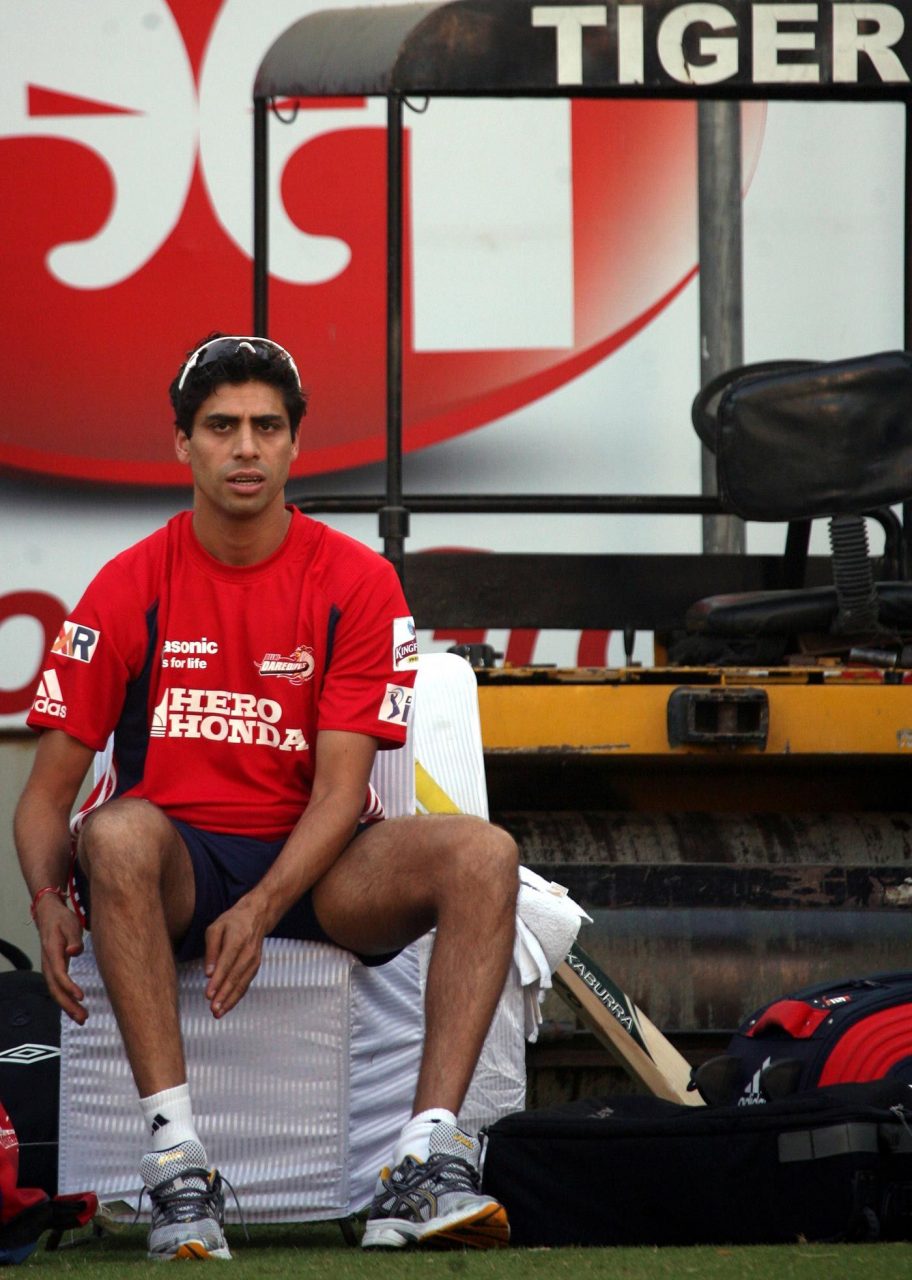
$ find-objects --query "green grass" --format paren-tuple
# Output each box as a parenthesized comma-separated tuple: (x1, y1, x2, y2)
(17, 1225, 912, 1278)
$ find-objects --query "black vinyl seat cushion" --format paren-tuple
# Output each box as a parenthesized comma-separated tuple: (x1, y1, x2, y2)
(686, 581, 912, 638)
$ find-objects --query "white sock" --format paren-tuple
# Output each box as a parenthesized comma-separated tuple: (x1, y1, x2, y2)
(139, 1083, 202, 1154)
(392, 1108, 457, 1166)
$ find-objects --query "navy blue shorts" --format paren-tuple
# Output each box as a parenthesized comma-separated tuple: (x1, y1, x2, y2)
(73, 819, 400, 968)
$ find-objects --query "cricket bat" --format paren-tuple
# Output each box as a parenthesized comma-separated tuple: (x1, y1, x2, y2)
(553, 942, 705, 1106)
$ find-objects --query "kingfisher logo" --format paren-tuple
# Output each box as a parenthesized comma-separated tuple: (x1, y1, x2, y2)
(255, 645, 315, 685)
(393, 617, 418, 671)
(32, 670, 67, 719)
(51, 620, 99, 663)
(150, 687, 308, 752)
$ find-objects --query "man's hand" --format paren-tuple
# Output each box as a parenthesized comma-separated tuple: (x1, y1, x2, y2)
(35, 896, 87, 1025)
(203, 895, 271, 1019)
(14, 727, 93, 1025)
(201, 731, 380, 1018)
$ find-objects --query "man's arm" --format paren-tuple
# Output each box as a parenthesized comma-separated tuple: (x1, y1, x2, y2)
(14, 729, 96, 1024)
(202, 729, 380, 1018)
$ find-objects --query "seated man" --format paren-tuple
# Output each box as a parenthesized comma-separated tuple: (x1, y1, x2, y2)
(14, 334, 518, 1259)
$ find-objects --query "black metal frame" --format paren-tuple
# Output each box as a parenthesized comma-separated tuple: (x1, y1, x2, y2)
(252, 2, 912, 614)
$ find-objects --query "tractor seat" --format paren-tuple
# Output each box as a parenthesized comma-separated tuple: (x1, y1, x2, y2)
(687, 581, 912, 639)
(682, 350, 912, 664)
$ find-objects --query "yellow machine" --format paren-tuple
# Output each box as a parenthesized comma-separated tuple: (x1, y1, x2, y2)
(403, 352, 912, 1071)
(253, 2, 912, 1083)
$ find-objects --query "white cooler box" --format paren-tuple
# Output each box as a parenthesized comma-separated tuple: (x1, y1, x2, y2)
(57, 654, 526, 1221)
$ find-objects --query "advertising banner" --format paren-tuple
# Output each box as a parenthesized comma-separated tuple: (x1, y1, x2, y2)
(0, 1, 905, 726)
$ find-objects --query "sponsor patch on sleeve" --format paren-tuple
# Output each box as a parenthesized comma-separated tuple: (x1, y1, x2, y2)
(32, 669, 67, 719)
(392, 615, 418, 671)
(378, 682, 413, 727)
(51, 619, 100, 664)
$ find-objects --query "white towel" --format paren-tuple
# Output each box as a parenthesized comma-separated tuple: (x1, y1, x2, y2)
(514, 866, 592, 1042)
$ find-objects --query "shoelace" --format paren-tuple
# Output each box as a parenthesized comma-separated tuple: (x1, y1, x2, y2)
(133, 1169, 249, 1240)
(150, 1166, 221, 1226)
(394, 1152, 480, 1196)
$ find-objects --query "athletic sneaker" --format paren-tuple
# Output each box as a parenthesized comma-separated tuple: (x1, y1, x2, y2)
(361, 1123, 509, 1250)
(139, 1141, 231, 1261)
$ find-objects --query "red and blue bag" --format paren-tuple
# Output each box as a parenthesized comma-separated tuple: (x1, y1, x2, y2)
(725, 971, 912, 1104)
(0, 1098, 96, 1264)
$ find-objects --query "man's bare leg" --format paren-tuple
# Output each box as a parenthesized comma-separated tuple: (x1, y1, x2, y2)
(77, 799, 230, 1261)
(312, 813, 519, 1115)
(312, 813, 518, 1249)
(411, 826, 518, 1115)
(77, 798, 196, 1097)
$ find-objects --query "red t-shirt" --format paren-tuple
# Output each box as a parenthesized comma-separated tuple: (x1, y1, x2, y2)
(27, 509, 417, 840)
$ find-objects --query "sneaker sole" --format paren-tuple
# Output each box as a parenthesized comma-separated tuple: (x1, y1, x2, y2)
(362, 1202, 509, 1250)
(148, 1241, 232, 1262)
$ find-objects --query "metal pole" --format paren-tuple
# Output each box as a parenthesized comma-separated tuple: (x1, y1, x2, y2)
(697, 100, 745, 555)
(253, 98, 269, 336)
(905, 103, 912, 351)
(382, 93, 409, 579)
(904, 105, 911, 577)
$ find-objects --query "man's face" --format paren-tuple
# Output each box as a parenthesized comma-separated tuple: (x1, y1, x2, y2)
(174, 380, 299, 519)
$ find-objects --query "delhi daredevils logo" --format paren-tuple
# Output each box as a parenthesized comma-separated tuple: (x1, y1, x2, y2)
(0, 0, 765, 487)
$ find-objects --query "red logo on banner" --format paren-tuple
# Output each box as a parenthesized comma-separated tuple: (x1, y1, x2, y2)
(0, 1, 764, 487)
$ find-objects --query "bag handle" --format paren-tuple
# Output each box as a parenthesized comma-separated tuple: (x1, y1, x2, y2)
(0, 939, 34, 972)
(747, 998, 830, 1040)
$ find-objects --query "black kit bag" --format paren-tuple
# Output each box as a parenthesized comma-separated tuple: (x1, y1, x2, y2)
(723, 972, 912, 1105)
(0, 939, 61, 1195)
(481, 1081, 912, 1247)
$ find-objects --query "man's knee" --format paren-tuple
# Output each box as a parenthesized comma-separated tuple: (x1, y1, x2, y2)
(487, 823, 520, 901)
(481, 820, 520, 877)
(448, 817, 519, 900)
(78, 798, 174, 885)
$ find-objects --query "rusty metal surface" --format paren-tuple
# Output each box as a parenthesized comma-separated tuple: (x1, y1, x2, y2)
(485, 753, 911, 812)
(547, 908, 912, 1034)
(511, 809, 912, 1042)
(520, 862, 912, 911)
(501, 810, 912, 866)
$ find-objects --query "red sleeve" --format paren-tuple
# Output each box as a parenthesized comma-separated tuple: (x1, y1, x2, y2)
(26, 557, 147, 751)
(317, 553, 417, 747)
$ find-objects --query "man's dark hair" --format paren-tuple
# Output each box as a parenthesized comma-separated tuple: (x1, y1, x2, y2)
(169, 332, 308, 438)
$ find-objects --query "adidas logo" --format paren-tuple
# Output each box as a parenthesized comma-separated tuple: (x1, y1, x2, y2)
(32, 670, 67, 720)
(738, 1055, 772, 1107)
(150, 1114, 169, 1134)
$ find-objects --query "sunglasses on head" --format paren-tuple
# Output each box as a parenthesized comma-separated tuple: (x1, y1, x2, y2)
(177, 336, 301, 392)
